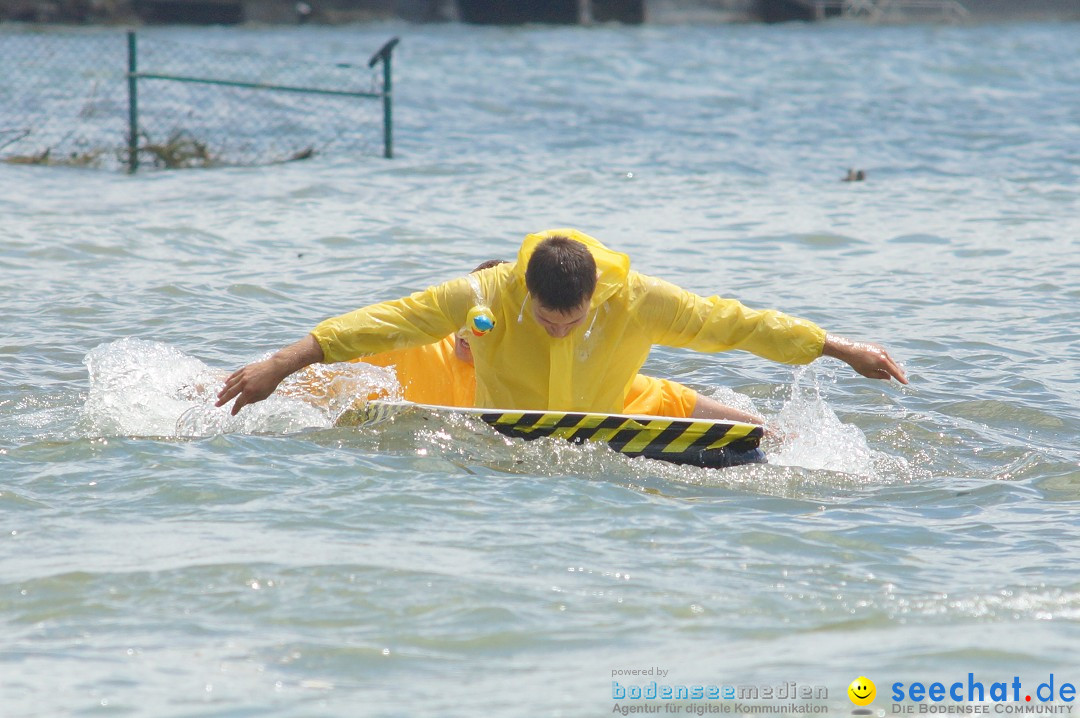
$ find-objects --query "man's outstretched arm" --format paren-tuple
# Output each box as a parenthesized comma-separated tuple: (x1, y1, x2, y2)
(639, 275, 907, 384)
(215, 334, 325, 416)
(822, 334, 908, 384)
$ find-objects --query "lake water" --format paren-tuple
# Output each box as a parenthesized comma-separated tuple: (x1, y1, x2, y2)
(2, 18, 1079, 718)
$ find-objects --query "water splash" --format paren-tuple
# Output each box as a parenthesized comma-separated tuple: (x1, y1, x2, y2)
(80, 338, 399, 438)
(338, 364, 914, 493)
(766, 365, 913, 482)
(82, 338, 223, 437)
(75, 340, 914, 490)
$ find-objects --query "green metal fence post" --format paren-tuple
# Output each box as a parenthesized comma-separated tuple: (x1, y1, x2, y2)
(126, 30, 139, 174)
(382, 49, 393, 159)
(368, 37, 400, 159)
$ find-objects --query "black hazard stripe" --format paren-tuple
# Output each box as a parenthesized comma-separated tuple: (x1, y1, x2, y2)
(693, 423, 736, 450)
(477, 411, 758, 455)
(605, 427, 646, 453)
(623, 422, 743, 458)
(481, 411, 581, 439)
(549, 412, 591, 431)
(648, 422, 699, 454)
(521, 411, 581, 435)
(605, 419, 669, 453)
(551, 412, 595, 441)
(512, 413, 605, 441)
(570, 416, 633, 444)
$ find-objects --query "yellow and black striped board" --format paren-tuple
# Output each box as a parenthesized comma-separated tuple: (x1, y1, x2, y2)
(354, 400, 765, 469)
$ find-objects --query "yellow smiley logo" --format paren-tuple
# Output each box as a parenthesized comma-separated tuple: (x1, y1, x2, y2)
(848, 676, 876, 706)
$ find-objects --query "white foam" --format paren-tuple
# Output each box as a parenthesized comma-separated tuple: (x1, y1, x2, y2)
(76, 340, 911, 486)
(80, 338, 399, 438)
(767, 365, 909, 481)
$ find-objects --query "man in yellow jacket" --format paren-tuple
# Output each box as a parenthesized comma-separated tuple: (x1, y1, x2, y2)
(217, 229, 906, 416)
(289, 260, 763, 423)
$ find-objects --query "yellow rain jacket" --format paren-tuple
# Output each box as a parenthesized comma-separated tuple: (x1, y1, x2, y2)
(358, 337, 697, 416)
(294, 334, 699, 415)
(312, 229, 827, 412)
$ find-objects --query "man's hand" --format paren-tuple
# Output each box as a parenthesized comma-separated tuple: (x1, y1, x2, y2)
(215, 334, 325, 416)
(822, 334, 908, 384)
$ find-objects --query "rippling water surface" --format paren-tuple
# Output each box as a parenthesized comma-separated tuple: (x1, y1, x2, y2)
(2, 19, 1079, 717)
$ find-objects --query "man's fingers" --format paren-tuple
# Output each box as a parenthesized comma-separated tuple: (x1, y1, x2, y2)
(215, 382, 241, 407)
(858, 345, 908, 384)
(219, 371, 239, 389)
(216, 368, 249, 406)
(888, 362, 908, 384)
(217, 377, 234, 397)
(213, 360, 283, 415)
(220, 371, 243, 392)
(880, 351, 908, 384)
(877, 361, 906, 384)
(830, 338, 909, 385)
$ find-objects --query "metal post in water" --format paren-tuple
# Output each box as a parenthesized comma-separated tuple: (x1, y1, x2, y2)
(578, 0, 593, 24)
(382, 51, 393, 159)
(126, 30, 139, 174)
(368, 37, 399, 159)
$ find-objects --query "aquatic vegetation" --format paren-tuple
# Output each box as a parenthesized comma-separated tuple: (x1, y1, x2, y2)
(136, 130, 217, 169)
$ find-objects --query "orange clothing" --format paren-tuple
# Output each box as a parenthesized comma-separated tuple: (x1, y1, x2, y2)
(359, 336, 474, 408)
(623, 375, 697, 418)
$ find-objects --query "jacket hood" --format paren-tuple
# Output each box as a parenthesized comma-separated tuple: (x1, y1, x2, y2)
(514, 228, 630, 308)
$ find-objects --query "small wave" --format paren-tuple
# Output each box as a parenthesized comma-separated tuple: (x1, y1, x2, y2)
(888, 586, 1080, 622)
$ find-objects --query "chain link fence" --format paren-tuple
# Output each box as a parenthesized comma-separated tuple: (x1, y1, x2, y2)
(0, 29, 397, 171)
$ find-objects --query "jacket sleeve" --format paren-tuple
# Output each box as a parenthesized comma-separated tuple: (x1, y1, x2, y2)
(633, 273, 827, 364)
(311, 277, 473, 364)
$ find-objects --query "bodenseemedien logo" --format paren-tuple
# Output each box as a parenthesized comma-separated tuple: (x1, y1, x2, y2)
(609, 677, 829, 715)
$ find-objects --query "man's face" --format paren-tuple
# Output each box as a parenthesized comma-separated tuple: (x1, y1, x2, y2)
(453, 334, 474, 364)
(532, 299, 590, 338)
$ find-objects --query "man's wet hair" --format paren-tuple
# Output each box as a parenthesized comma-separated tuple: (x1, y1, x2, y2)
(524, 236, 597, 312)
(472, 259, 508, 273)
